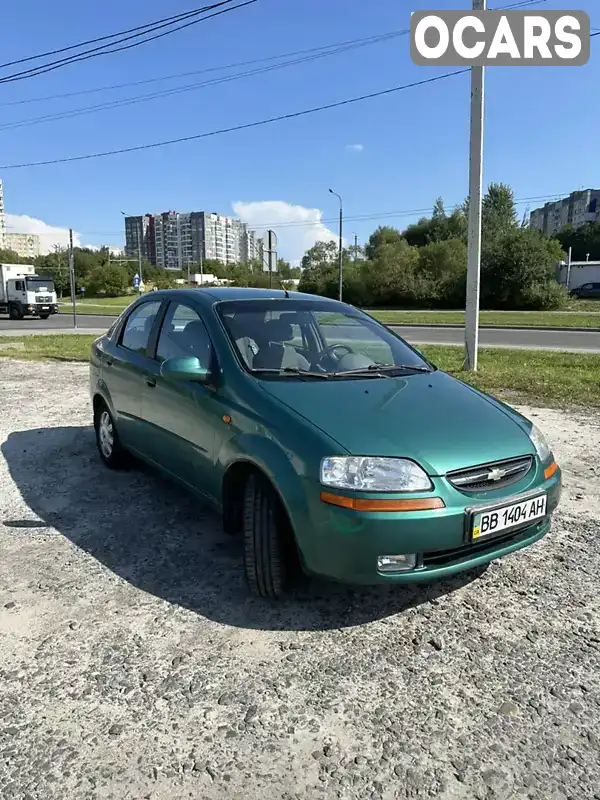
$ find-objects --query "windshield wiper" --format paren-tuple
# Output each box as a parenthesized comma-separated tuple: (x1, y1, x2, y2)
(337, 363, 432, 377)
(250, 367, 331, 380)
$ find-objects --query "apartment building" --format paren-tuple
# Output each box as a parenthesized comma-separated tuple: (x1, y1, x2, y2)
(530, 189, 600, 236)
(124, 215, 156, 264)
(5, 232, 40, 260)
(124, 210, 261, 270)
(0, 179, 5, 250)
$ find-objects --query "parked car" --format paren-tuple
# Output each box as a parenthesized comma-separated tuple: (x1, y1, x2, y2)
(569, 282, 600, 299)
(90, 288, 562, 598)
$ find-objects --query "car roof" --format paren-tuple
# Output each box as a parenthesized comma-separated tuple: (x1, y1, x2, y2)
(143, 286, 343, 307)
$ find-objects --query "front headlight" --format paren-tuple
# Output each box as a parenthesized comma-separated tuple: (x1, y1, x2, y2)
(529, 424, 552, 463)
(320, 456, 432, 492)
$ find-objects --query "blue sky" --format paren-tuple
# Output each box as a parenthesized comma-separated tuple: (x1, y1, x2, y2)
(1, 0, 598, 260)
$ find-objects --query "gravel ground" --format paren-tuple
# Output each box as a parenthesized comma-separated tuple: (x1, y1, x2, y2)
(1, 359, 599, 800)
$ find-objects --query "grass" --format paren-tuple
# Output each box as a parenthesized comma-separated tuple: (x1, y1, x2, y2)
(370, 310, 599, 328)
(58, 296, 133, 315)
(1, 335, 599, 408)
(0, 335, 97, 361)
(419, 346, 600, 408)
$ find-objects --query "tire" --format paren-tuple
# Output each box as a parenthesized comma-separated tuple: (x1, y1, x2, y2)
(94, 402, 127, 469)
(243, 473, 291, 599)
(9, 305, 22, 320)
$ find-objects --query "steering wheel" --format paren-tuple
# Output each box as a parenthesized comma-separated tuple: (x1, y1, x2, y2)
(316, 343, 354, 367)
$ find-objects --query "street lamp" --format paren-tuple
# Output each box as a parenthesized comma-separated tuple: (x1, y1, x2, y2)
(121, 210, 143, 289)
(329, 188, 343, 302)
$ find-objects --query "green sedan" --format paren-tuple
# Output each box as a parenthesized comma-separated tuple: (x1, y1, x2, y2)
(90, 288, 561, 598)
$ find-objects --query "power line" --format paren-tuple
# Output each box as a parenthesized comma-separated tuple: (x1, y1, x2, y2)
(0, 1, 255, 85)
(0, 33, 408, 132)
(0, 70, 469, 170)
(0, 30, 409, 108)
(0, 3, 234, 70)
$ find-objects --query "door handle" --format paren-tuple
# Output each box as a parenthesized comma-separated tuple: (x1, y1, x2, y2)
(146, 376, 157, 388)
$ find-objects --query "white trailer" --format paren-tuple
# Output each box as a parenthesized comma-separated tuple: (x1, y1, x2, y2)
(0, 263, 59, 320)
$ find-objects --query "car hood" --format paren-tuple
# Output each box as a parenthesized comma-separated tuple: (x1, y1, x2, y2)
(259, 370, 535, 476)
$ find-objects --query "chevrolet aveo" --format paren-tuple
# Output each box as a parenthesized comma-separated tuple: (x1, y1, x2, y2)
(90, 288, 562, 598)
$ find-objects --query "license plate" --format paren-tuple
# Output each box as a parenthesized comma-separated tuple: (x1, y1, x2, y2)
(472, 493, 547, 540)
(41, 306, 50, 310)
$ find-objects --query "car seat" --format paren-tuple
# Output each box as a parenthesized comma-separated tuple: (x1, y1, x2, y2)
(252, 319, 310, 371)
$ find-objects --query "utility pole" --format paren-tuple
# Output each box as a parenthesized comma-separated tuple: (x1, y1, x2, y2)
(69, 228, 77, 330)
(329, 189, 343, 302)
(138, 218, 143, 292)
(566, 246, 572, 290)
(463, 0, 486, 372)
(354, 233, 358, 263)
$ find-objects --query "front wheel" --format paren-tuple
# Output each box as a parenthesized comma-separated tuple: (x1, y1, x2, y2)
(94, 403, 127, 469)
(9, 305, 22, 320)
(243, 474, 292, 599)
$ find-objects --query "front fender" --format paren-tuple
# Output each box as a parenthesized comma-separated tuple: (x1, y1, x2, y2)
(218, 432, 313, 545)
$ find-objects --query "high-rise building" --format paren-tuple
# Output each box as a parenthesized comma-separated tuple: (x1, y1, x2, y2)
(0, 179, 6, 250)
(5, 233, 40, 260)
(124, 215, 155, 264)
(530, 189, 600, 236)
(124, 210, 260, 271)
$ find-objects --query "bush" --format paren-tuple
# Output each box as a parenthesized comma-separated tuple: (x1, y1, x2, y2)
(85, 264, 129, 297)
(518, 281, 569, 311)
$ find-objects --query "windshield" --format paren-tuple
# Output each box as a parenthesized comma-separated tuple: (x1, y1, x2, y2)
(26, 277, 55, 293)
(216, 299, 433, 378)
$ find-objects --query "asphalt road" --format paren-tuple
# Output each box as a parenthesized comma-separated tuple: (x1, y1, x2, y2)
(1, 313, 599, 352)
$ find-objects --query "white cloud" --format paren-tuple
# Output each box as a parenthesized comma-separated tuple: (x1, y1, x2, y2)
(232, 200, 340, 265)
(345, 144, 364, 153)
(5, 214, 84, 254)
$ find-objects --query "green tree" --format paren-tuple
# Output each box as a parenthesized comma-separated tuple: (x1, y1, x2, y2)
(481, 227, 566, 309)
(362, 238, 421, 307)
(0, 248, 21, 264)
(403, 208, 467, 248)
(154, 272, 176, 290)
(364, 227, 405, 261)
(554, 220, 600, 262)
(86, 264, 129, 297)
(418, 239, 467, 308)
(34, 251, 71, 297)
(432, 197, 446, 219)
(482, 182, 518, 237)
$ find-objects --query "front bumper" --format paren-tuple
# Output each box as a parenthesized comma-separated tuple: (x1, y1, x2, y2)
(295, 466, 562, 585)
(26, 304, 59, 315)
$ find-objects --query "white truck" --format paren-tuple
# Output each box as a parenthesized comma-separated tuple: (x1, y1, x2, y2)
(0, 263, 59, 320)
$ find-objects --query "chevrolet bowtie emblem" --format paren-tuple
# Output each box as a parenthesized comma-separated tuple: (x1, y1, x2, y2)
(487, 468, 506, 482)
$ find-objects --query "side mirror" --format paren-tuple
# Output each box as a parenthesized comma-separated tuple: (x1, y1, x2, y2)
(160, 356, 210, 384)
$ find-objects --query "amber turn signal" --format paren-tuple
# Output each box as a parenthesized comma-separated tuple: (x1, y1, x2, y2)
(320, 492, 445, 512)
(544, 460, 558, 480)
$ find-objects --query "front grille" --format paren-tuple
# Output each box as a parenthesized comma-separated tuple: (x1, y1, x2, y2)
(446, 455, 533, 493)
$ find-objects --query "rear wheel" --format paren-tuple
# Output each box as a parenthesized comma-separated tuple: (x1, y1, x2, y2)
(94, 402, 127, 469)
(243, 473, 292, 599)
